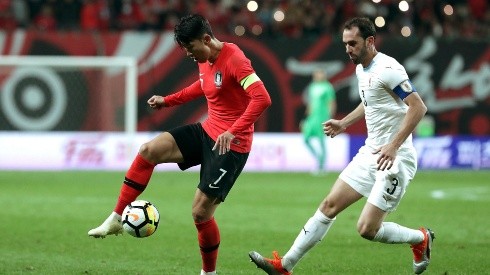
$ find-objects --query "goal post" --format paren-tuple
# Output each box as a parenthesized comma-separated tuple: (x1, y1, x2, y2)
(0, 55, 138, 134)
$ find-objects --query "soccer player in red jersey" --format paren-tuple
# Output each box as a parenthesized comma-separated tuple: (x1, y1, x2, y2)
(88, 14, 272, 275)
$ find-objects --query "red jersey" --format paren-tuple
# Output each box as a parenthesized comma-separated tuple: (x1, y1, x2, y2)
(163, 43, 271, 153)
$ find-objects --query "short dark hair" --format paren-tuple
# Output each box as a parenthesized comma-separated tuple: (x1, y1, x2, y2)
(174, 14, 214, 47)
(344, 17, 376, 40)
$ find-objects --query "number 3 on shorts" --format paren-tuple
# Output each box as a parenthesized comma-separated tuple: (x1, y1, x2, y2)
(386, 177, 399, 195)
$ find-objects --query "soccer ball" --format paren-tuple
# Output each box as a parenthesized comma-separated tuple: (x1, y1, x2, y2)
(122, 200, 160, 238)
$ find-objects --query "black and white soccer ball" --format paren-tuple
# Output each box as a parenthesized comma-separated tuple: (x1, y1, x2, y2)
(122, 200, 160, 238)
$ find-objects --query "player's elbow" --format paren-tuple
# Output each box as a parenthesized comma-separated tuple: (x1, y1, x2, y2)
(249, 83, 272, 109)
(256, 92, 272, 111)
(259, 86, 272, 109)
(416, 102, 428, 119)
(409, 100, 427, 118)
(263, 94, 272, 109)
(421, 103, 428, 115)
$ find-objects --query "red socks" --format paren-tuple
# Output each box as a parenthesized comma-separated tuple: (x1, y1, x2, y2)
(195, 217, 220, 272)
(115, 154, 220, 273)
(114, 154, 155, 214)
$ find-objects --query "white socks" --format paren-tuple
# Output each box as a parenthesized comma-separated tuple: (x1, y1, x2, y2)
(200, 270, 216, 275)
(282, 209, 336, 271)
(373, 222, 424, 244)
(279, 213, 424, 271)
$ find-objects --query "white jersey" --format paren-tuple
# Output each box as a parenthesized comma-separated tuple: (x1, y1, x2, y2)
(356, 52, 416, 151)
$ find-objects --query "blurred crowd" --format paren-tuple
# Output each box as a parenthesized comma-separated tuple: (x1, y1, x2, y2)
(0, 0, 488, 39)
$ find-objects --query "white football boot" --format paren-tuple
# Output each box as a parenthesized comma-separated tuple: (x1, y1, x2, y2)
(88, 212, 123, 238)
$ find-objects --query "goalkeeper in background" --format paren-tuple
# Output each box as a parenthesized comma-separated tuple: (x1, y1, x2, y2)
(301, 69, 336, 175)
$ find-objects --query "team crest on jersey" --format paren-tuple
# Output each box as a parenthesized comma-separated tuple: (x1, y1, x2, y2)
(400, 80, 413, 93)
(214, 71, 222, 88)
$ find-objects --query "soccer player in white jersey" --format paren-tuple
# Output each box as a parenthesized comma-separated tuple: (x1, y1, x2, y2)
(249, 17, 434, 275)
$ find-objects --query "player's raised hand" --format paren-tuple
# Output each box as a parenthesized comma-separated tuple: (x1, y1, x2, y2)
(147, 95, 165, 110)
(212, 131, 235, 155)
(323, 119, 345, 138)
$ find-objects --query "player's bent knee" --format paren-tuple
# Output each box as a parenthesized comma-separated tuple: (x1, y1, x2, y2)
(138, 142, 154, 159)
(138, 135, 179, 163)
(138, 142, 166, 163)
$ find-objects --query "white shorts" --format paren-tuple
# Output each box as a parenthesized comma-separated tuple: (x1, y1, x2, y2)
(339, 145, 417, 212)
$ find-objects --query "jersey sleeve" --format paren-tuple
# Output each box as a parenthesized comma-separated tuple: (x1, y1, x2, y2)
(229, 49, 255, 82)
(163, 80, 203, 107)
(228, 81, 271, 135)
(227, 49, 271, 135)
(381, 64, 417, 100)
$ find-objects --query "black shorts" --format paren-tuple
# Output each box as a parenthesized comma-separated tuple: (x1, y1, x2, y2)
(168, 123, 249, 201)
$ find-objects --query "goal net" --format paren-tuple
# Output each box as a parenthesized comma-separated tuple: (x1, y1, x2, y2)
(0, 56, 137, 134)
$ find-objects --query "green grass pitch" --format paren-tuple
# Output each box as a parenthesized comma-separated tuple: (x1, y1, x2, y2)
(1, 170, 489, 274)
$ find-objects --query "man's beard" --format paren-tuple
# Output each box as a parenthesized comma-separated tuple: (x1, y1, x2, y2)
(352, 46, 367, 65)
